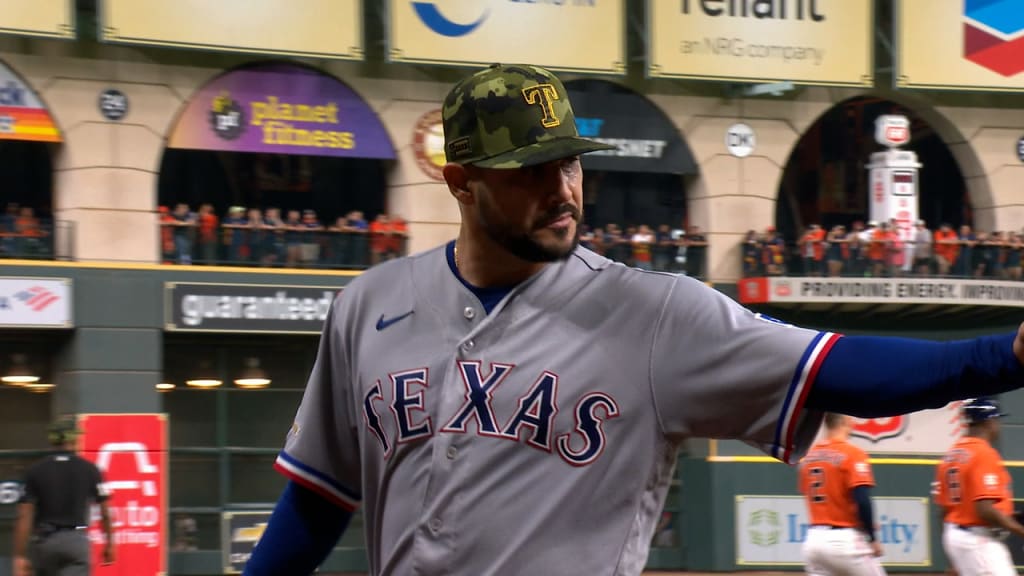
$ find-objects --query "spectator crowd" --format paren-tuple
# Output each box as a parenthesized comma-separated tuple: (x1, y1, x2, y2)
(580, 223, 708, 279)
(159, 203, 713, 278)
(22, 198, 1021, 285)
(743, 219, 1024, 280)
(159, 203, 408, 269)
(0, 202, 51, 259)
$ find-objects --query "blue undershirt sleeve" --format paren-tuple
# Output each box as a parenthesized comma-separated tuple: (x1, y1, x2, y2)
(806, 333, 1023, 417)
(853, 485, 876, 542)
(242, 481, 352, 576)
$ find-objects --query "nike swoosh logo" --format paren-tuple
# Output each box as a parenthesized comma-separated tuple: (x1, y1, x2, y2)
(376, 310, 414, 331)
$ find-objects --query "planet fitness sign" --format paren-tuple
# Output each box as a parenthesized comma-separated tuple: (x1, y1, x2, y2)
(168, 63, 395, 159)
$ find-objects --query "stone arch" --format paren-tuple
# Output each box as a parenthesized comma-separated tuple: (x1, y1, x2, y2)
(776, 90, 985, 237)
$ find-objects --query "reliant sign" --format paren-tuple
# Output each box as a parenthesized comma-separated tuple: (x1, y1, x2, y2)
(648, 0, 873, 86)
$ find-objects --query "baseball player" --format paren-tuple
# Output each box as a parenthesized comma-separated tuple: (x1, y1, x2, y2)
(799, 413, 885, 576)
(934, 397, 1023, 576)
(244, 63, 1024, 576)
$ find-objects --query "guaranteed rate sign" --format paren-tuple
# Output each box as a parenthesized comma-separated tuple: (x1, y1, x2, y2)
(648, 0, 873, 86)
(168, 63, 395, 159)
(164, 282, 341, 334)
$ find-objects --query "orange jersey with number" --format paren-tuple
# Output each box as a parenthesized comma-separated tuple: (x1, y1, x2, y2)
(934, 437, 1012, 526)
(798, 438, 875, 527)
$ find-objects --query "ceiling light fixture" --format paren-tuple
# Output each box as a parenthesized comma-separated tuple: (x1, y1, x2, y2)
(187, 360, 222, 388)
(2, 354, 39, 384)
(185, 377, 222, 388)
(234, 357, 271, 389)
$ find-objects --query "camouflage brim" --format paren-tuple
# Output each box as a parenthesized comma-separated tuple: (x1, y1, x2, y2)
(443, 63, 617, 170)
(470, 136, 615, 169)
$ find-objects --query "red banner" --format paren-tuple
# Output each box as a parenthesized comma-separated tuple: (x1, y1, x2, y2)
(78, 414, 167, 576)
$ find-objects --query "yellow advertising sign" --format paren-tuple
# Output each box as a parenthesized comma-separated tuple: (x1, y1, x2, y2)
(99, 0, 362, 60)
(388, 0, 625, 74)
(898, 0, 1024, 91)
(0, 0, 75, 39)
(648, 0, 873, 86)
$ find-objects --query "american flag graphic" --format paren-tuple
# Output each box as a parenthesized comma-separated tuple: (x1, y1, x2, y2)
(13, 286, 60, 312)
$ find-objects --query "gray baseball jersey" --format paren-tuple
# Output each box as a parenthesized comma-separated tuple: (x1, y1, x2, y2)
(275, 244, 838, 576)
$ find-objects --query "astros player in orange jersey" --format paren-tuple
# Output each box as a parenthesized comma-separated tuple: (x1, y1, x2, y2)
(935, 397, 1023, 576)
(798, 413, 885, 576)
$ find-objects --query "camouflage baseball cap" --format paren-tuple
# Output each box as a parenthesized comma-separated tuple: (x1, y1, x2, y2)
(442, 63, 614, 169)
(48, 415, 81, 445)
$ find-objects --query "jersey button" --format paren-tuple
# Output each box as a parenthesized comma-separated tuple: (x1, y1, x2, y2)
(463, 307, 475, 320)
(429, 517, 443, 533)
(446, 446, 458, 459)
(462, 340, 475, 351)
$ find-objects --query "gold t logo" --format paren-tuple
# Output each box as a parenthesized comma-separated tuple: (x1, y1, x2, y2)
(522, 84, 561, 128)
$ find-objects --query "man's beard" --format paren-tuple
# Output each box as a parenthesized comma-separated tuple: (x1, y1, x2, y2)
(477, 196, 580, 263)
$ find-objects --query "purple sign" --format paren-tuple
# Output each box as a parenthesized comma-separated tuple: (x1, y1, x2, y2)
(168, 63, 395, 159)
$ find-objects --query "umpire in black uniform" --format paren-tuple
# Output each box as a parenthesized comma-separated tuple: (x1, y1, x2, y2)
(12, 416, 115, 576)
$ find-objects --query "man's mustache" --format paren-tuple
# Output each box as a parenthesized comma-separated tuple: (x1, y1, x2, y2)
(535, 204, 580, 228)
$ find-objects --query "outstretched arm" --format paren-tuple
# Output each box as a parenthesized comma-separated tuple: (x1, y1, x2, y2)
(243, 481, 353, 576)
(807, 328, 1024, 417)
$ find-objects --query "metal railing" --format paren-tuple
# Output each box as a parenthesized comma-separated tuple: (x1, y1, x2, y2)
(741, 238, 1024, 279)
(0, 220, 73, 262)
(160, 225, 408, 270)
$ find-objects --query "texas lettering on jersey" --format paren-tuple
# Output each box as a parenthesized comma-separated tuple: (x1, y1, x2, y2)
(361, 360, 621, 466)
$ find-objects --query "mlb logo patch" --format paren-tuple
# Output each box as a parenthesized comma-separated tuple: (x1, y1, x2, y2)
(964, 0, 1024, 76)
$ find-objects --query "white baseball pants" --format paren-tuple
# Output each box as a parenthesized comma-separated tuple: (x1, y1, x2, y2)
(803, 525, 886, 576)
(943, 522, 1016, 576)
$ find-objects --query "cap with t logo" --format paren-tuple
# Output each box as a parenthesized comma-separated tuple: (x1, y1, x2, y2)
(442, 63, 615, 169)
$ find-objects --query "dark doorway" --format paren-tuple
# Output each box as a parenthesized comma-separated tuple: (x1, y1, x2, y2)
(0, 140, 53, 216)
(157, 149, 387, 227)
(583, 170, 689, 231)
